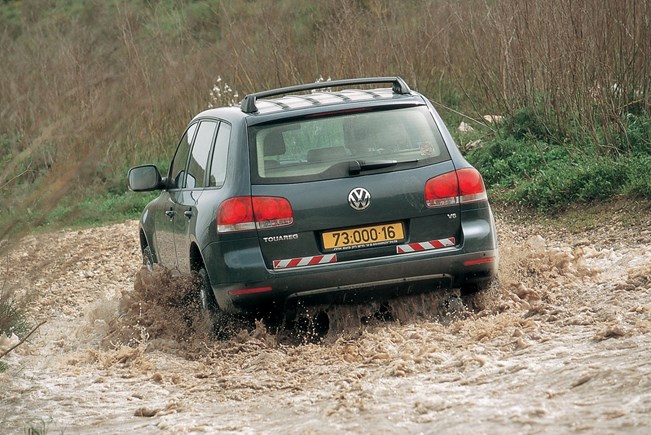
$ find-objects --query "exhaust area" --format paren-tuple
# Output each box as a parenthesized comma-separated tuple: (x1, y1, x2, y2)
(281, 289, 474, 343)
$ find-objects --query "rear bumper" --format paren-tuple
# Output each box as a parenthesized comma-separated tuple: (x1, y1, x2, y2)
(203, 205, 498, 314)
(213, 247, 497, 313)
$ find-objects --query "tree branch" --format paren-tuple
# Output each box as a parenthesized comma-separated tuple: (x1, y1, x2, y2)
(0, 321, 46, 360)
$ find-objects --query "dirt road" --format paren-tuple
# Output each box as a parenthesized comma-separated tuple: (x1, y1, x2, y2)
(1, 211, 650, 434)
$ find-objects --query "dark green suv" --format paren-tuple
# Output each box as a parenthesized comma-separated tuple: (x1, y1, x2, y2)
(128, 77, 498, 319)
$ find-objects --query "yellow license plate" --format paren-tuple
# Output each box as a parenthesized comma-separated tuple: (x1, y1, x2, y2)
(322, 222, 405, 251)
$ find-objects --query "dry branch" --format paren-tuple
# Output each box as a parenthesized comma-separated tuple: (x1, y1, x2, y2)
(0, 321, 46, 360)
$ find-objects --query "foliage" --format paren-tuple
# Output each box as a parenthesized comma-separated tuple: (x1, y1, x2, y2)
(509, 159, 629, 212)
(0, 0, 649, 231)
(466, 114, 651, 212)
(40, 190, 159, 231)
(624, 154, 651, 198)
(502, 108, 557, 143)
(465, 135, 570, 190)
(0, 288, 30, 340)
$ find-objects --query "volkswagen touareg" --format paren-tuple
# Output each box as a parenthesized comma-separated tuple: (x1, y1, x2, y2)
(128, 77, 498, 320)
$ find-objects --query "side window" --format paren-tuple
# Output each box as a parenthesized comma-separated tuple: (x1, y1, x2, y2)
(208, 123, 231, 187)
(169, 123, 197, 189)
(186, 121, 217, 189)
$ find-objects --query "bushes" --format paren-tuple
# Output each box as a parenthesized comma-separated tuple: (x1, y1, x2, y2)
(466, 136, 570, 189)
(0, 287, 31, 371)
(624, 115, 651, 152)
(502, 108, 555, 143)
(0, 0, 649, 227)
(465, 114, 651, 212)
(0, 290, 29, 339)
(510, 159, 630, 211)
(625, 155, 651, 198)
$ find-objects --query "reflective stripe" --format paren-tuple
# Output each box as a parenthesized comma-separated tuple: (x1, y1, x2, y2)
(273, 253, 337, 269)
(396, 237, 456, 254)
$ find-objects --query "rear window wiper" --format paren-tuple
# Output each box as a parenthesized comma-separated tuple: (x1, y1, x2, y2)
(349, 159, 420, 175)
(348, 160, 397, 175)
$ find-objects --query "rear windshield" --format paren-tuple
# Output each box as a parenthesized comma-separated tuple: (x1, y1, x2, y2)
(249, 106, 451, 183)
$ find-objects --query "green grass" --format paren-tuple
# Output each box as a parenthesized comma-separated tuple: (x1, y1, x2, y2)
(40, 190, 158, 231)
(463, 112, 651, 213)
(0, 186, 156, 238)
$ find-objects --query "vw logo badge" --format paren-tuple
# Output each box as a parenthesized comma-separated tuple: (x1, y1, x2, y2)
(348, 187, 371, 211)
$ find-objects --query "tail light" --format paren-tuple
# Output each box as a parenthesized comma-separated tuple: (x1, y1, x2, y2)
(217, 196, 294, 232)
(425, 168, 487, 208)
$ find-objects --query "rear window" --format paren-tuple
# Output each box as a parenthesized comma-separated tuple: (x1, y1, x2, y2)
(250, 106, 450, 183)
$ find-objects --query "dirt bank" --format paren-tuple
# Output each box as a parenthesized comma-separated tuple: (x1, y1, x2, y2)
(1, 209, 650, 434)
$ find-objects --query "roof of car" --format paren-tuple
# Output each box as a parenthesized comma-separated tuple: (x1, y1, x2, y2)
(241, 76, 413, 113)
(193, 77, 424, 124)
(252, 88, 414, 115)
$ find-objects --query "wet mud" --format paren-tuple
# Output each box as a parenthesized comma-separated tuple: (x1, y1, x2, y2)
(1, 216, 650, 433)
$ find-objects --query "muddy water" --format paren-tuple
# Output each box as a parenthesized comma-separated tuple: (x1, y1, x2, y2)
(1, 219, 650, 433)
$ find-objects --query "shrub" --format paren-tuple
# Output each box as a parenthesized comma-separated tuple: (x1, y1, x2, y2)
(0, 288, 30, 340)
(625, 115, 651, 152)
(625, 155, 651, 199)
(466, 136, 570, 189)
(503, 107, 555, 143)
(466, 123, 651, 212)
(503, 157, 630, 211)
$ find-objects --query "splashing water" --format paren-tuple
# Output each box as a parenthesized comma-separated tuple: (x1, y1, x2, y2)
(1, 219, 650, 433)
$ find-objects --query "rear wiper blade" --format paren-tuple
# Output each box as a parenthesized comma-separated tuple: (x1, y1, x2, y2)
(348, 159, 398, 175)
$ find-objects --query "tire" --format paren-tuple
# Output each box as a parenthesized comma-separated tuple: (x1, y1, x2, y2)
(142, 245, 155, 271)
(438, 294, 467, 325)
(195, 268, 248, 339)
(460, 277, 495, 296)
(196, 268, 219, 315)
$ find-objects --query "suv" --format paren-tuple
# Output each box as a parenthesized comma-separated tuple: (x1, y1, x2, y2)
(128, 77, 498, 320)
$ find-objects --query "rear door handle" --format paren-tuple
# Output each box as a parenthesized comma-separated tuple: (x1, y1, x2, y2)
(165, 210, 176, 218)
(184, 210, 193, 219)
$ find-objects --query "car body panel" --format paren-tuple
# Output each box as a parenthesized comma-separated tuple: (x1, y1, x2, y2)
(250, 161, 462, 269)
(202, 206, 496, 313)
(172, 189, 202, 274)
(147, 192, 178, 270)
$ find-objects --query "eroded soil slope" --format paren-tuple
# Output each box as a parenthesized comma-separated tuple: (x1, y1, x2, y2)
(1, 210, 650, 434)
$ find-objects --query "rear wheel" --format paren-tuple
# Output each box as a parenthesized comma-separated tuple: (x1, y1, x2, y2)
(195, 267, 238, 338)
(142, 245, 154, 271)
(460, 277, 497, 312)
(438, 293, 467, 325)
(196, 268, 218, 315)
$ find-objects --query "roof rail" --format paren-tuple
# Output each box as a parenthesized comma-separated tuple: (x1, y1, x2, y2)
(240, 76, 411, 114)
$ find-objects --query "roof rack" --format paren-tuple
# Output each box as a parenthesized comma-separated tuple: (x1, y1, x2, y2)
(240, 76, 411, 114)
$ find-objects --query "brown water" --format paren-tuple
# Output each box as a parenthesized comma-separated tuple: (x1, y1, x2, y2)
(1, 218, 650, 433)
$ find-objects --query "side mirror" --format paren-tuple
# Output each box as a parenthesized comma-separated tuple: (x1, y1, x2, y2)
(128, 165, 164, 191)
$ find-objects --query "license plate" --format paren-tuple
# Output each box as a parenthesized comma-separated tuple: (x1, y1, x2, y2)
(322, 222, 405, 251)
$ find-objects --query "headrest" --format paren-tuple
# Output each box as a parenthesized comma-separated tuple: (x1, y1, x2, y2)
(263, 131, 286, 156)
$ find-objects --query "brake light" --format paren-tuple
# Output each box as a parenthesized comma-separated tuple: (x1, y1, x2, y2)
(457, 168, 488, 203)
(425, 168, 487, 207)
(217, 196, 294, 232)
(217, 197, 254, 232)
(425, 171, 459, 207)
(251, 197, 293, 228)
